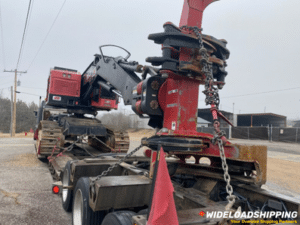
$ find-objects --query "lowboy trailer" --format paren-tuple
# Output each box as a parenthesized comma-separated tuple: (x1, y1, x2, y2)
(36, 0, 300, 224)
(49, 145, 300, 225)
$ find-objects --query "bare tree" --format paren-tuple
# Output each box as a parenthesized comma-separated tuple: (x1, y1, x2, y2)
(0, 97, 11, 133)
(100, 112, 131, 131)
(0, 95, 38, 133)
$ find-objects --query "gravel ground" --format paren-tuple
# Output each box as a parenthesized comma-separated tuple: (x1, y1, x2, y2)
(0, 138, 71, 225)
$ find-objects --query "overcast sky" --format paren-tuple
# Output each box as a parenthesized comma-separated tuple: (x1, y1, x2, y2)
(0, 0, 299, 119)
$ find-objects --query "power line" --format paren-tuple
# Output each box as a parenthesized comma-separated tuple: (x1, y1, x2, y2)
(0, 0, 6, 69)
(222, 87, 300, 99)
(0, 86, 9, 90)
(0, 74, 13, 78)
(0, 81, 13, 87)
(19, 86, 45, 90)
(27, 0, 67, 71)
(18, 0, 35, 69)
(16, 0, 33, 70)
(17, 91, 44, 97)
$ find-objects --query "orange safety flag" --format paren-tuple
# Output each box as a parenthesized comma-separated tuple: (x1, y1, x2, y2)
(147, 147, 179, 225)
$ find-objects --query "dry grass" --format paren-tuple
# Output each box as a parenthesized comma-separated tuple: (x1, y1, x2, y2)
(267, 158, 300, 195)
(127, 129, 155, 141)
(5, 153, 41, 168)
(0, 132, 34, 138)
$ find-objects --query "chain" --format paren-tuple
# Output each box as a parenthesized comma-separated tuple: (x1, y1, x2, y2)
(90, 144, 143, 186)
(92, 135, 115, 152)
(180, 25, 235, 210)
(218, 139, 236, 210)
(47, 135, 86, 162)
(180, 26, 220, 108)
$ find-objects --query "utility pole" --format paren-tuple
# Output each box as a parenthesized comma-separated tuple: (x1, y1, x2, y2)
(4, 69, 27, 136)
(10, 86, 13, 137)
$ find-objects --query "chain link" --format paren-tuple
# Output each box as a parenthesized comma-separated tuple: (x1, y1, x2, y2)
(92, 135, 115, 152)
(218, 139, 236, 210)
(47, 134, 86, 162)
(180, 25, 235, 210)
(181, 26, 220, 108)
(90, 144, 143, 186)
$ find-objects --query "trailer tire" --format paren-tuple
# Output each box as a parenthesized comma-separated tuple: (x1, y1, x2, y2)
(62, 161, 73, 212)
(101, 211, 137, 225)
(72, 177, 105, 225)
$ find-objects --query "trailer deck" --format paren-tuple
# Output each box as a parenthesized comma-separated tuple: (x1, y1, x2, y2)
(48, 143, 300, 225)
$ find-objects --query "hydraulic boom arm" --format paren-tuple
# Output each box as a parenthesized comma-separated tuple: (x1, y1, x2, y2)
(81, 45, 142, 106)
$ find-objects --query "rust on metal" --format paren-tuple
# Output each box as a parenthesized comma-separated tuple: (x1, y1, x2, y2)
(234, 144, 267, 185)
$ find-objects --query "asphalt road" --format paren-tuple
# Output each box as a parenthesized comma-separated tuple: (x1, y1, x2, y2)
(0, 137, 144, 225)
(0, 138, 72, 225)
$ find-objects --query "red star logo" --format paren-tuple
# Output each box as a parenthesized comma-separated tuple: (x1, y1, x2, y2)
(199, 211, 205, 217)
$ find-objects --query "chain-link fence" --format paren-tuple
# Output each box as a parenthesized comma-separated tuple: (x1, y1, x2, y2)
(270, 127, 300, 143)
(198, 126, 300, 143)
(197, 127, 230, 139)
(232, 127, 269, 140)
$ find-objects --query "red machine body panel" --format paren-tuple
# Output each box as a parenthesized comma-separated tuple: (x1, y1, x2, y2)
(158, 70, 200, 135)
(48, 69, 81, 97)
(91, 87, 118, 110)
(46, 69, 82, 107)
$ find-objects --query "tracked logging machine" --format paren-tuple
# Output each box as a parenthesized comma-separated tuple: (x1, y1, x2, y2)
(35, 0, 300, 224)
(34, 65, 130, 157)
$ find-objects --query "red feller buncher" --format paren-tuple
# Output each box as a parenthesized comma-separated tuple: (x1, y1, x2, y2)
(35, 0, 300, 224)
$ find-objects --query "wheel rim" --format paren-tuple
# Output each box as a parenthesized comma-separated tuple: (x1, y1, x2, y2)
(62, 169, 69, 202)
(73, 189, 83, 225)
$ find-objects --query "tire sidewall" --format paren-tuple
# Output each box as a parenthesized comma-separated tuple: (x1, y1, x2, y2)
(72, 177, 91, 225)
(101, 211, 137, 225)
(62, 161, 73, 212)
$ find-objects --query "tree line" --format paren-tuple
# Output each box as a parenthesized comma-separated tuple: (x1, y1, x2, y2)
(100, 112, 132, 131)
(0, 95, 38, 133)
